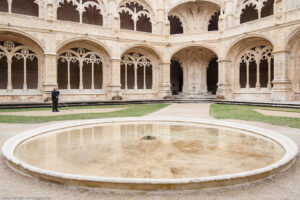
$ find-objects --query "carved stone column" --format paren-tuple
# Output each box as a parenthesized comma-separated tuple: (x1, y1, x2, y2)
(155, 0, 165, 34)
(79, 61, 83, 90)
(7, 58, 12, 92)
(108, 0, 120, 34)
(108, 58, 122, 100)
(217, 59, 232, 99)
(271, 49, 295, 101)
(224, 0, 234, 28)
(42, 53, 58, 102)
(158, 62, 172, 99)
(7, 0, 12, 14)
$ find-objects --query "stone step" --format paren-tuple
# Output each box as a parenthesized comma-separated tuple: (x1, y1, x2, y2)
(0, 99, 299, 109)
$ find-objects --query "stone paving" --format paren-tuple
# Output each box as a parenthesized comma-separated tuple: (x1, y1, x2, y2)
(0, 103, 299, 200)
(0, 108, 127, 116)
(255, 109, 300, 118)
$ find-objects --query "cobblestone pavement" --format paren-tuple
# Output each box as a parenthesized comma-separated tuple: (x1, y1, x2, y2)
(0, 104, 299, 200)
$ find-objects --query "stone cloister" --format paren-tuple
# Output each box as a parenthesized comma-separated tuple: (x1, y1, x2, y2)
(0, 0, 300, 102)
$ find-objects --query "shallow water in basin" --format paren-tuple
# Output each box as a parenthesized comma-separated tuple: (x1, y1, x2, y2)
(14, 123, 285, 179)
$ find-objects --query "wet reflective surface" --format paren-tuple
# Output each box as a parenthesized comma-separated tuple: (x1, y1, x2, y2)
(14, 123, 285, 179)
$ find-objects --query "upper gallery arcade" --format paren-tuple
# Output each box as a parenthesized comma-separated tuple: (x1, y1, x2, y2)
(0, 0, 300, 102)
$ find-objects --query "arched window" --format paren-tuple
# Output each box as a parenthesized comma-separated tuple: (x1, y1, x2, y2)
(0, 40, 38, 91)
(121, 53, 153, 90)
(57, 0, 79, 23)
(239, 46, 274, 89)
(240, 0, 274, 24)
(261, 0, 274, 18)
(58, 48, 103, 90)
(208, 11, 220, 31)
(11, 0, 39, 16)
(168, 15, 183, 34)
(57, 0, 104, 25)
(240, 3, 258, 24)
(119, 1, 152, 33)
(0, 0, 8, 12)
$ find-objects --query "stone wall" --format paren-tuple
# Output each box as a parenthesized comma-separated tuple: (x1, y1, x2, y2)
(0, 0, 299, 102)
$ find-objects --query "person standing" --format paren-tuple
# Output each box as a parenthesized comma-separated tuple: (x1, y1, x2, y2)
(51, 88, 60, 112)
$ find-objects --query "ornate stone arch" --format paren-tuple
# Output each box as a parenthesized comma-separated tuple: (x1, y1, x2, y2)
(0, 29, 45, 54)
(167, 0, 222, 13)
(56, 37, 111, 60)
(120, 52, 154, 90)
(237, 45, 274, 89)
(285, 27, 300, 91)
(225, 34, 275, 59)
(56, 39, 112, 91)
(0, 40, 40, 91)
(169, 44, 219, 62)
(120, 44, 162, 62)
(286, 26, 300, 50)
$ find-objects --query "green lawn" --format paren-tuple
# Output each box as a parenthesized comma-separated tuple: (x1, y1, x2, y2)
(210, 104, 300, 129)
(0, 104, 169, 124)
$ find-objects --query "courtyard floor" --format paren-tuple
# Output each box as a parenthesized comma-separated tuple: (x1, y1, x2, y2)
(0, 103, 299, 200)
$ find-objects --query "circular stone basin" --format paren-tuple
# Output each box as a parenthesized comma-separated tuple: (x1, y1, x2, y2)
(2, 118, 298, 190)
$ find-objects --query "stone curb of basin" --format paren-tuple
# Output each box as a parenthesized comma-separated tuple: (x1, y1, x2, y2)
(1, 117, 299, 190)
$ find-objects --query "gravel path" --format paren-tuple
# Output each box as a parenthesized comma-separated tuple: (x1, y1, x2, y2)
(0, 104, 299, 200)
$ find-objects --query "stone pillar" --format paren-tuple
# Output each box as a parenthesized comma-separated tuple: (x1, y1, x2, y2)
(36, 0, 44, 18)
(106, 0, 116, 28)
(134, 63, 137, 90)
(271, 49, 295, 101)
(224, 0, 234, 28)
(42, 53, 58, 102)
(218, 9, 225, 33)
(79, 61, 83, 90)
(108, 58, 122, 100)
(108, 0, 120, 34)
(79, 10, 83, 24)
(67, 61, 71, 90)
(256, 59, 261, 90)
(7, 58, 12, 92)
(91, 62, 94, 90)
(23, 58, 27, 91)
(7, 0, 12, 14)
(217, 59, 232, 99)
(158, 62, 172, 99)
(155, 0, 165, 34)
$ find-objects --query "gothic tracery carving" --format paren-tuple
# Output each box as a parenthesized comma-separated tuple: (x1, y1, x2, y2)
(57, 0, 104, 14)
(59, 48, 102, 64)
(119, 1, 153, 32)
(0, 40, 39, 91)
(240, 46, 273, 63)
(58, 47, 103, 90)
(239, 46, 274, 89)
(121, 52, 152, 90)
(240, 0, 274, 23)
(57, 0, 105, 24)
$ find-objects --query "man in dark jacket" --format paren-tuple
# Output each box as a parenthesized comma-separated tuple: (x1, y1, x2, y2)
(51, 88, 60, 112)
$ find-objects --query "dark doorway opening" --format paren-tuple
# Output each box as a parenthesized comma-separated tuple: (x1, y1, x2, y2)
(170, 59, 183, 95)
(207, 57, 218, 94)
